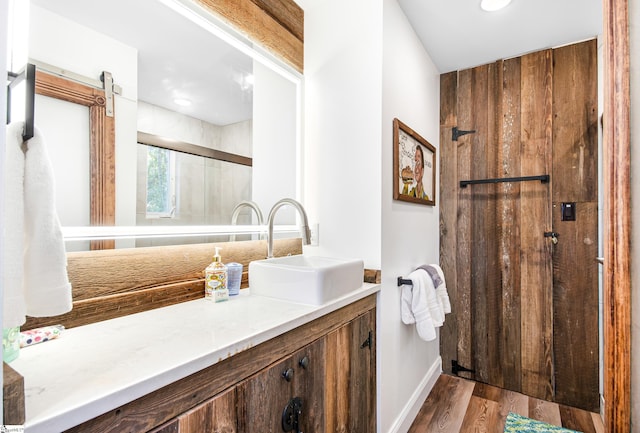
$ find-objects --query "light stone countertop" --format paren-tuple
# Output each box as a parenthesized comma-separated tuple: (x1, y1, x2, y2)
(11, 284, 380, 433)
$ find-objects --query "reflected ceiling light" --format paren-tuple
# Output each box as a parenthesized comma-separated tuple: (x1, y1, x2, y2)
(243, 74, 254, 91)
(173, 98, 192, 107)
(480, 0, 512, 11)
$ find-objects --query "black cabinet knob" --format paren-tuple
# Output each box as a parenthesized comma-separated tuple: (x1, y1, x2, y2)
(282, 367, 294, 382)
(299, 356, 309, 369)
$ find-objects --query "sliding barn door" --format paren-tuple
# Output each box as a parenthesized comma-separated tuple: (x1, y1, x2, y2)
(439, 39, 599, 412)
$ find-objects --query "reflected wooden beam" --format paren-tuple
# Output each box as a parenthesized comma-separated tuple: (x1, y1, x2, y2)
(138, 131, 252, 167)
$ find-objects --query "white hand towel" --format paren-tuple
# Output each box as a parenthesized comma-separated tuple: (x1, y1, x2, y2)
(421, 264, 452, 315)
(422, 269, 444, 327)
(417, 264, 447, 320)
(401, 279, 416, 326)
(430, 264, 451, 314)
(400, 269, 438, 341)
(3, 122, 28, 328)
(22, 125, 73, 317)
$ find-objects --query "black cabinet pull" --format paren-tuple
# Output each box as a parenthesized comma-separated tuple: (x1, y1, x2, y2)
(299, 356, 309, 369)
(282, 367, 294, 382)
(361, 331, 373, 349)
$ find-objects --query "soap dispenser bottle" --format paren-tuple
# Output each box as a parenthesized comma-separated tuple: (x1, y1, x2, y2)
(205, 247, 228, 302)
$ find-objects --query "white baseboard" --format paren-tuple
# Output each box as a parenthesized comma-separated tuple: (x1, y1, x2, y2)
(386, 356, 442, 433)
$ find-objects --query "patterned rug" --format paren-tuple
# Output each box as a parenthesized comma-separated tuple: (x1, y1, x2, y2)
(504, 412, 582, 433)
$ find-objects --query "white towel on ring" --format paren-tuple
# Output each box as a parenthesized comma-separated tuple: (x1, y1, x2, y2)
(400, 268, 441, 341)
(3, 122, 72, 327)
(23, 124, 72, 317)
(417, 263, 451, 315)
(3, 122, 27, 327)
(432, 264, 451, 314)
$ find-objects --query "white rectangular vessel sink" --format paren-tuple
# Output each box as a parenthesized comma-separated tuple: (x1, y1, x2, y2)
(248, 255, 364, 305)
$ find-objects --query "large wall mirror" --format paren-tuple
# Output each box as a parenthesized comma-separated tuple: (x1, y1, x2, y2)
(25, 0, 301, 251)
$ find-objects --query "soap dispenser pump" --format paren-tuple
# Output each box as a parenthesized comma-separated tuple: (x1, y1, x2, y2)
(205, 247, 228, 302)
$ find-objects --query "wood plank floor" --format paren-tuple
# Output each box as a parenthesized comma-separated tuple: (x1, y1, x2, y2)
(408, 375, 604, 433)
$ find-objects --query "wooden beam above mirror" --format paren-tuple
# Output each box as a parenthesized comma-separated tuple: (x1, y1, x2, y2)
(195, 0, 304, 72)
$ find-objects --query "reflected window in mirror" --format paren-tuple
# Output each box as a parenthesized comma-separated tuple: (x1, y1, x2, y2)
(145, 146, 177, 218)
(135, 137, 254, 248)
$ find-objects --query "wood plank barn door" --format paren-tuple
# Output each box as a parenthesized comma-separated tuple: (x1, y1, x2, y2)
(439, 39, 599, 412)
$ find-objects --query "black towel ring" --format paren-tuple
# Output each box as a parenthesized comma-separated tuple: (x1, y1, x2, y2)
(397, 277, 413, 287)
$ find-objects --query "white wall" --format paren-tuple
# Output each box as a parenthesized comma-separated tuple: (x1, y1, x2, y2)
(380, 1, 442, 431)
(299, 0, 383, 268)
(297, 0, 441, 431)
(253, 60, 298, 222)
(630, 0, 639, 427)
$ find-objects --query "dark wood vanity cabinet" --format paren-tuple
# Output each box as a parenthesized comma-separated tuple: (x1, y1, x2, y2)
(149, 387, 237, 433)
(234, 308, 376, 433)
(66, 295, 376, 433)
(325, 308, 376, 433)
(238, 338, 326, 433)
(149, 310, 375, 433)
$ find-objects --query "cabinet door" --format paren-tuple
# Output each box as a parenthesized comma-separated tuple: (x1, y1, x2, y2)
(325, 309, 376, 433)
(175, 387, 237, 433)
(238, 338, 325, 433)
(292, 338, 325, 433)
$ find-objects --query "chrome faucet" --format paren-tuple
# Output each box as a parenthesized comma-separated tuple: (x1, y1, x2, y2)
(266, 198, 311, 258)
(229, 200, 265, 241)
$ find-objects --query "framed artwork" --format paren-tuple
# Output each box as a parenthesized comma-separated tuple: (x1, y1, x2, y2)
(393, 118, 436, 206)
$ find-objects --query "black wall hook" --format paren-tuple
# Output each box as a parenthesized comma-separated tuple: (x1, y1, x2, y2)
(6, 63, 36, 141)
(397, 277, 413, 287)
(452, 126, 476, 141)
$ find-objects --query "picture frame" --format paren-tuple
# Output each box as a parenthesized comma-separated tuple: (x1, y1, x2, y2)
(393, 118, 436, 206)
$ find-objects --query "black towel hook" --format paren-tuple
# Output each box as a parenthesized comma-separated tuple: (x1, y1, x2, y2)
(397, 277, 413, 287)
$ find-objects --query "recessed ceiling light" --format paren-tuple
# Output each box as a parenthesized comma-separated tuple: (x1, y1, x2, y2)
(173, 98, 192, 107)
(480, 0, 512, 12)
